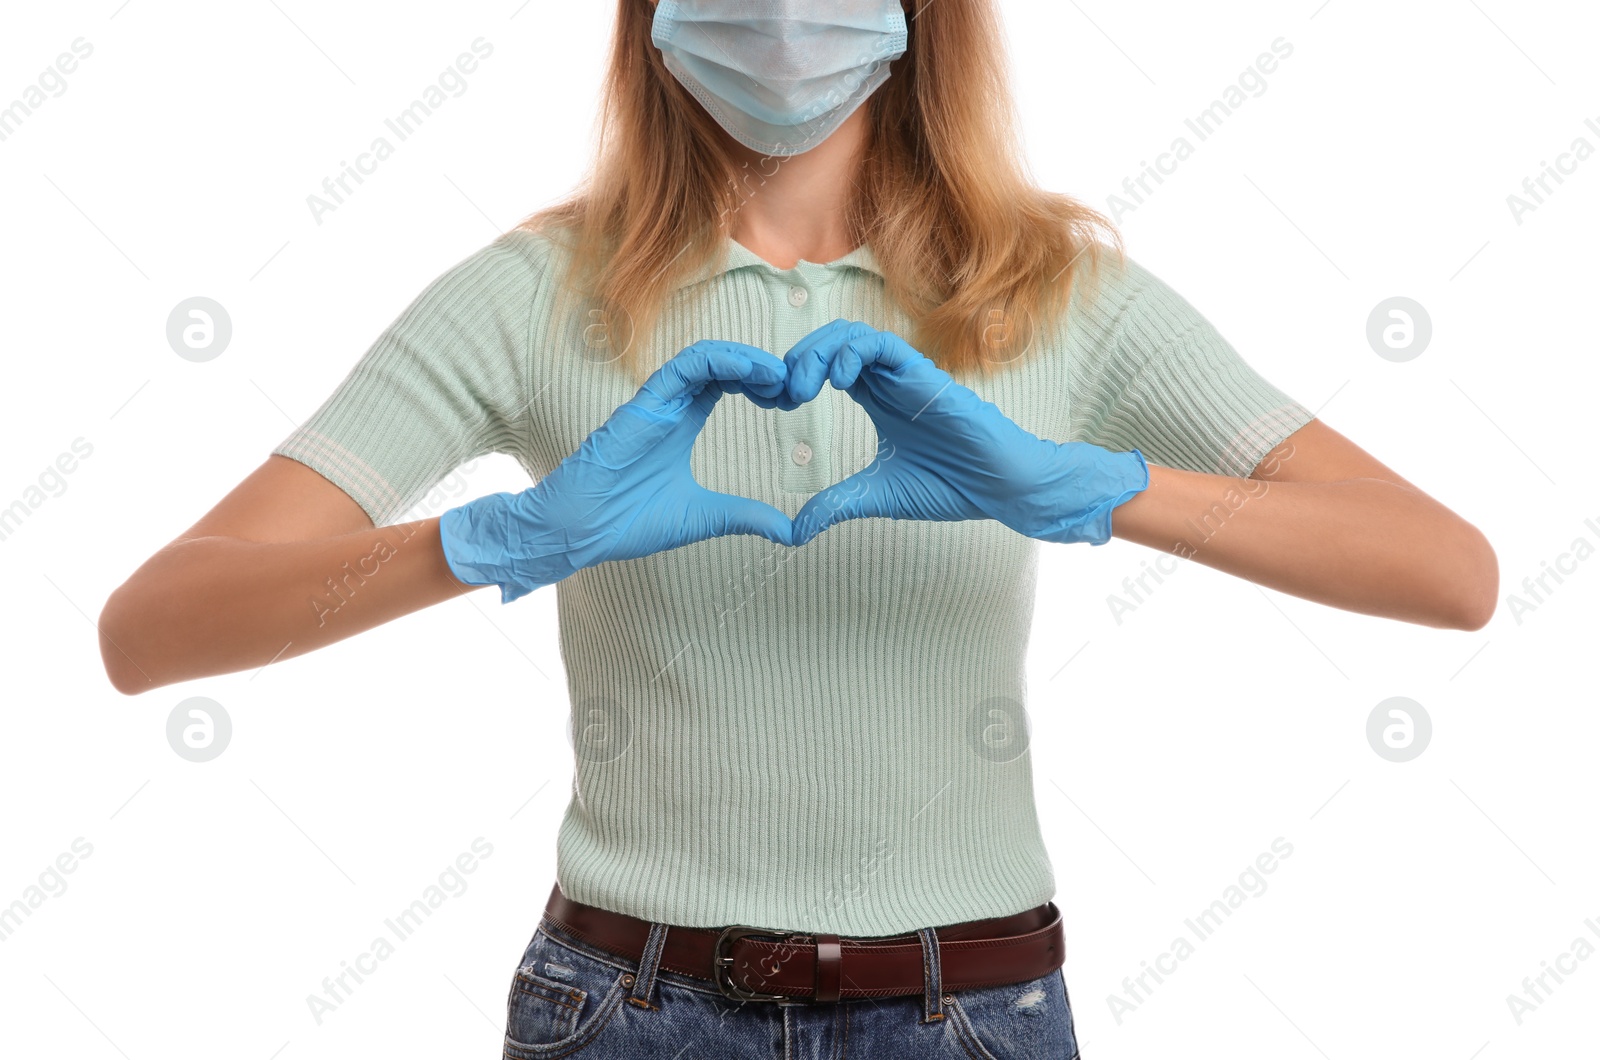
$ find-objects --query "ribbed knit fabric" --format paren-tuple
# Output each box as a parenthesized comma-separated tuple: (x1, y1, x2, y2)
(272, 227, 1314, 935)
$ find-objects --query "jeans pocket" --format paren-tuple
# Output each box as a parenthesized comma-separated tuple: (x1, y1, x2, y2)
(944, 969, 1079, 1060)
(503, 925, 631, 1059)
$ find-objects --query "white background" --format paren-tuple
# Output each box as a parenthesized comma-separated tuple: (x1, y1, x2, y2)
(1, 1, 1594, 1058)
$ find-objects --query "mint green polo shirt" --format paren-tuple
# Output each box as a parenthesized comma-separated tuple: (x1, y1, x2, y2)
(272, 227, 1314, 935)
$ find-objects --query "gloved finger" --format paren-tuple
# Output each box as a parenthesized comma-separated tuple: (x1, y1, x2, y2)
(833, 329, 977, 423)
(829, 328, 924, 391)
(791, 466, 896, 545)
(711, 369, 800, 409)
(693, 369, 802, 419)
(738, 384, 805, 412)
(637, 340, 787, 414)
(784, 319, 873, 403)
(683, 342, 800, 412)
(690, 487, 796, 548)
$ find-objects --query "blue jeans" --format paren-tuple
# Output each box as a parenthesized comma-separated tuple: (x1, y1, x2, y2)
(502, 913, 1081, 1059)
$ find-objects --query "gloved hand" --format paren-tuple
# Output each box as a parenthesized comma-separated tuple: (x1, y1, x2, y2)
(439, 340, 796, 602)
(784, 319, 1151, 546)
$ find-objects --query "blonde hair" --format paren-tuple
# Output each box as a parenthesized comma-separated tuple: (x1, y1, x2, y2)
(516, 0, 1122, 383)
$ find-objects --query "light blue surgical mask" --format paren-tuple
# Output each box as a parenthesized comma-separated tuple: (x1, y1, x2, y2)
(651, 0, 909, 157)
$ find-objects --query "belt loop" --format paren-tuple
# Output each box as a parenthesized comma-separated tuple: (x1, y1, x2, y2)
(814, 933, 842, 1002)
(917, 927, 944, 1023)
(627, 922, 669, 1010)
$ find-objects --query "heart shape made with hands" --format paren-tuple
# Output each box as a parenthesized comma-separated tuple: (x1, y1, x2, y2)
(657, 318, 1149, 550)
(438, 319, 1148, 603)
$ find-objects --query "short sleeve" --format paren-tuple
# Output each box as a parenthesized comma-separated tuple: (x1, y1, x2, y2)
(271, 229, 549, 526)
(1069, 256, 1315, 478)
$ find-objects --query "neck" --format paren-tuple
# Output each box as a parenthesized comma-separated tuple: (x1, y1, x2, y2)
(721, 108, 867, 269)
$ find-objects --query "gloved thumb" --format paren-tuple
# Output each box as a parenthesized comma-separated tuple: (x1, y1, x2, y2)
(693, 488, 796, 548)
(791, 471, 895, 545)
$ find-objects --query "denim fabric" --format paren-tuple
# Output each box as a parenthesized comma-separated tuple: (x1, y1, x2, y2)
(502, 914, 1080, 1059)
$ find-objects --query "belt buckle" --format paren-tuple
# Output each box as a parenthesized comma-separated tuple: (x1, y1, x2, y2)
(712, 925, 808, 1003)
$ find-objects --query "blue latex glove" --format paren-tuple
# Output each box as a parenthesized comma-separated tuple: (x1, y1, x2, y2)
(784, 319, 1151, 546)
(439, 340, 796, 602)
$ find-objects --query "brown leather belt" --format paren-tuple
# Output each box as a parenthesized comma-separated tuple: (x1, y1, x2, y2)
(540, 882, 1064, 1002)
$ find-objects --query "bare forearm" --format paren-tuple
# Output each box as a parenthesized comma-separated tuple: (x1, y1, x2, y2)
(99, 518, 480, 694)
(1109, 464, 1498, 629)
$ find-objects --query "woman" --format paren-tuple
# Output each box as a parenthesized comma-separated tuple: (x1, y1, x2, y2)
(99, 1, 1498, 1056)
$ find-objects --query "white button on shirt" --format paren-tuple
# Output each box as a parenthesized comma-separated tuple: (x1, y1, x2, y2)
(788, 286, 809, 308)
(791, 441, 813, 466)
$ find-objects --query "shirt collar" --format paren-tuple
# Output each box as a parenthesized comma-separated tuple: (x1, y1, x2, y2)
(675, 236, 885, 290)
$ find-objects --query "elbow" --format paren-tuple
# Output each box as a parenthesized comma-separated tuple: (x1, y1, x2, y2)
(98, 589, 157, 696)
(1443, 523, 1499, 631)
